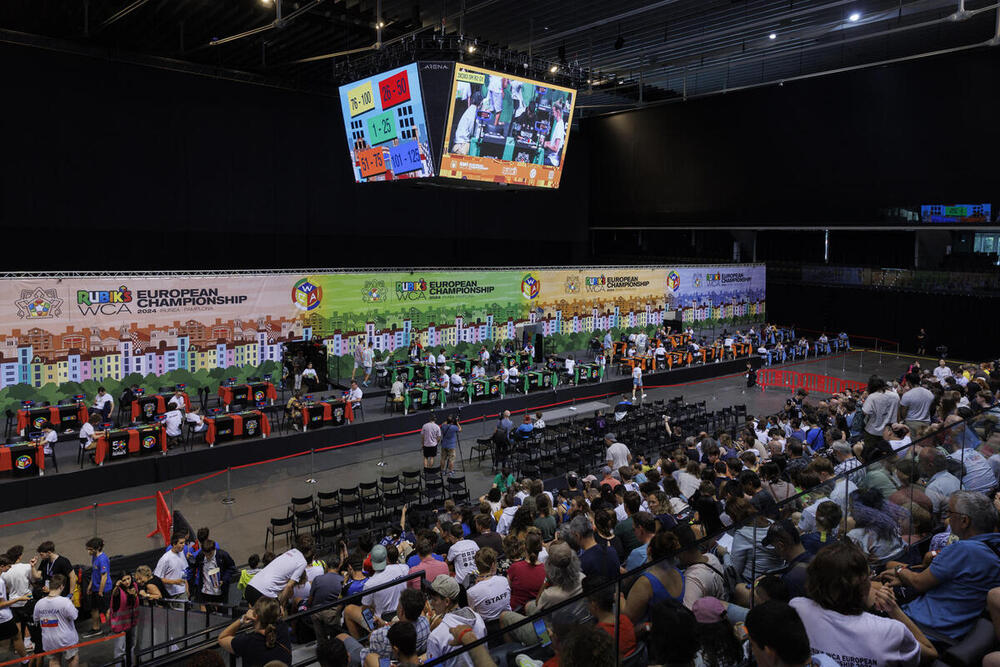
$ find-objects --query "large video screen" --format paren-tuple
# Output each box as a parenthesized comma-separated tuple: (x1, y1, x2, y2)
(438, 64, 576, 188)
(338, 63, 435, 183)
(920, 204, 992, 223)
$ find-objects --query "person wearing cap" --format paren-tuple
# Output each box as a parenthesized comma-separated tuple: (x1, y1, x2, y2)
(344, 545, 410, 638)
(424, 575, 486, 667)
(604, 433, 631, 472)
(691, 596, 745, 667)
(745, 601, 841, 667)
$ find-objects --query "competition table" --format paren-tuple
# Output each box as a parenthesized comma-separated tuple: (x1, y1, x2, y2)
(94, 424, 167, 464)
(298, 401, 352, 431)
(218, 382, 277, 410)
(17, 403, 88, 434)
(404, 384, 447, 414)
(467, 377, 505, 402)
(572, 363, 603, 385)
(0, 443, 46, 477)
(497, 352, 530, 369)
(440, 358, 473, 375)
(131, 392, 192, 423)
(388, 363, 430, 384)
(522, 370, 558, 393)
(205, 410, 271, 445)
(619, 355, 663, 374)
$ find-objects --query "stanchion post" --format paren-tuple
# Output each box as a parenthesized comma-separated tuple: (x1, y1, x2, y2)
(93, 502, 98, 537)
(859, 348, 864, 368)
(221, 467, 235, 504)
(878, 340, 884, 367)
(376, 433, 386, 468)
(306, 448, 317, 484)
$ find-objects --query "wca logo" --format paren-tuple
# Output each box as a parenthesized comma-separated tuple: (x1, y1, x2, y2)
(77, 286, 132, 316)
(395, 279, 427, 301)
(667, 271, 681, 292)
(292, 279, 323, 311)
(706, 273, 722, 283)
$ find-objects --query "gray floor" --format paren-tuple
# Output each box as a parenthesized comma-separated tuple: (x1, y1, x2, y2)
(0, 348, 914, 569)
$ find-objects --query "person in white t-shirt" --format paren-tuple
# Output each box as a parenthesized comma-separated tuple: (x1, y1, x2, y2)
(933, 359, 952, 385)
(425, 575, 487, 667)
(466, 548, 510, 623)
(163, 407, 184, 444)
(544, 104, 567, 167)
(185, 410, 207, 433)
(790, 540, 934, 667)
(167, 390, 187, 411)
(79, 415, 99, 453)
(154, 532, 190, 607)
(0, 555, 30, 662)
(745, 600, 841, 667)
(344, 545, 411, 637)
(439, 372, 450, 392)
(246, 535, 314, 605)
(92, 387, 114, 420)
(604, 434, 631, 472)
(631, 364, 645, 400)
(32, 574, 78, 666)
(452, 92, 483, 155)
(446, 525, 481, 587)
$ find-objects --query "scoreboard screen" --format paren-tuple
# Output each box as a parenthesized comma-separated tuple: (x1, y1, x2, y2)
(438, 64, 576, 189)
(920, 204, 992, 223)
(338, 63, 435, 183)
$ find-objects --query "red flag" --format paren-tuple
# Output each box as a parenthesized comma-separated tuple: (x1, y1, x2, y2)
(145, 491, 172, 546)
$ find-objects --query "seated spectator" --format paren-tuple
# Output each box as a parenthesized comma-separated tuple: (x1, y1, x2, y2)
(745, 600, 840, 667)
(424, 575, 486, 667)
(888, 459, 933, 515)
(501, 542, 585, 647)
(358, 589, 429, 664)
(623, 511, 657, 572)
(800, 501, 841, 555)
(504, 534, 545, 611)
(623, 531, 685, 624)
(647, 600, 700, 667)
(890, 491, 1000, 643)
(466, 548, 511, 630)
(726, 498, 784, 586)
(533, 494, 558, 543)
(760, 520, 812, 599)
(344, 545, 409, 637)
(742, 470, 779, 519)
(583, 575, 637, 658)
(361, 621, 420, 667)
(791, 540, 935, 666)
(674, 523, 726, 609)
(571, 515, 620, 580)
(406, 536, 448, 591)
(848, 489, 904, 561)
(691, 597, 744, 667)
(919, 449, 961, 515)
(218, 597, 292, 667)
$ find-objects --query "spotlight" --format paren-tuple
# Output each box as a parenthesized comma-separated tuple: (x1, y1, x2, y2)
(549, 65, 558, 73)
(614, 35, 625, 50)
(468, 44, 476, 53)
(260, 0, 272, 4)
(377, 21, 384, 28)
(768, 32, 777, 40)
(849, 12, 860, 21)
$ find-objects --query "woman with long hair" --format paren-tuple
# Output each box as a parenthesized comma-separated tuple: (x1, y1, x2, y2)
(533, 493, 558, 542)
(727, 497, 783, 587)
(505, 533, 545, 611)
(508, 506, 536, 541)
(848, 489, 903, 560)
(218, 597, 291, 666)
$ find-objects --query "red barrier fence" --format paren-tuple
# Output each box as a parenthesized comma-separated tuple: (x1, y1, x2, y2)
(758, 369, 868, 394)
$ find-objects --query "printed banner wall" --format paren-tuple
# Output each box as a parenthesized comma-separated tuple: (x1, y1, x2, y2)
(0, 265, 764, 403)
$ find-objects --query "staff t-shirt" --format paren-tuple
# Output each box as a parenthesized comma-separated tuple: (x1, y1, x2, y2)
(33, 595, 79, 650)
(163, 410, 183, 437)
(248, 548, 307, 599)
(466, 575, 511, 621)
(448, 539, 481, 582)
(790, 597, 919, 667)
(91, 552, 112, 592)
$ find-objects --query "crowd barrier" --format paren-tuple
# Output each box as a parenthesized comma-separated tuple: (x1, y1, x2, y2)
(758, 368, 869, 394)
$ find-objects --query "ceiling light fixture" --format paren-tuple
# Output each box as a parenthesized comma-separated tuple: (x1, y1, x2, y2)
(768, 32, 777, 40)
(550, 65, 558, 73)
(468, 44, 476, 53)
(849, 12, 860, 21)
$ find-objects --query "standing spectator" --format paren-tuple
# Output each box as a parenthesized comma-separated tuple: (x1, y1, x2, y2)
(108, 573, 140, 663)
(218, 597, 291, 667)
(154, 531, 190, 607)
(0, 555, 29, 664)
(631, 363, 645, 401)
(3, 546, 33, 652)
(133, 565, 168, 603)
(190, 539, 237, 611)
(898, 373, 934, 433)
(420, 415, 442, 469)
(246, 535, 314, 605)
(933, 359, 953, 385)
(791, 540, 933, 666)
(861, 376, 900, 459)
(604, 433, 631, 471)
(84, 538, 112, 637)
(31, 542, 76, 600)
(361, 344, 374, 387)
(32, 574, 78, 667)
(440, 415, 461, 477)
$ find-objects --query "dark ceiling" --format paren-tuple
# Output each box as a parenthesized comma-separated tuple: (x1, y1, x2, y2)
(2, 0, 998, 110)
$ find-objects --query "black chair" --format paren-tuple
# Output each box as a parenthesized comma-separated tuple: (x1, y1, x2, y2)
(318, 505, 342, 532)
(401, 469, 422, 497)
(446, 475, 469, 504)
(339, 487, 364, 524)
(293, 508, 319, 536)
(359, 480, 382, 516)
(471, 438, 494, 466)
(289, 495, 315, 516)
(265, 516, 295, 551)
(3, 409, 14, 442)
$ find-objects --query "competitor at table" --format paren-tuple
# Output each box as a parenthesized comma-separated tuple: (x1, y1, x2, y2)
(654, 344, 666, 366)
(345, 381, 363, 410)
(164, 406, 184, 447)
(36, 423, 57, 457)
(186, 409, 208, 433)
(79, 415, 100, 453)
(565, 355, 576, 376)
(287, 392, 304, 430)
(92, 387, 114, 420)
(436, 350, 446, 365)
(167, 389, 187, 410)
(450, 371, 464, 394)
(523, 341, 535, 359)
(439, 371, 451, 393)
(507, 364, 520, 390)
(479, 346, 490, 368)
(471, 362, 486, 379)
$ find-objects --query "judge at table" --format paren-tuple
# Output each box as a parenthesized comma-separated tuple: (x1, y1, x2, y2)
(300, 363, 319, 392)
(36, 422, 57, 457)
(186, 409, 208, 433)
(164, 406, 184, 448)
(168, 389, 187, 410)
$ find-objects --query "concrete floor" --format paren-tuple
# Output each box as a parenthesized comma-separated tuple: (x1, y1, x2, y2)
(0, 348, 915, 570)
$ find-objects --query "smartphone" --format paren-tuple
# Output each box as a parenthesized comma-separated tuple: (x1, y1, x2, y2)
(361, 607, 377, 631)
(533, 619, 552, 647)
(379, 658, 392, 667)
